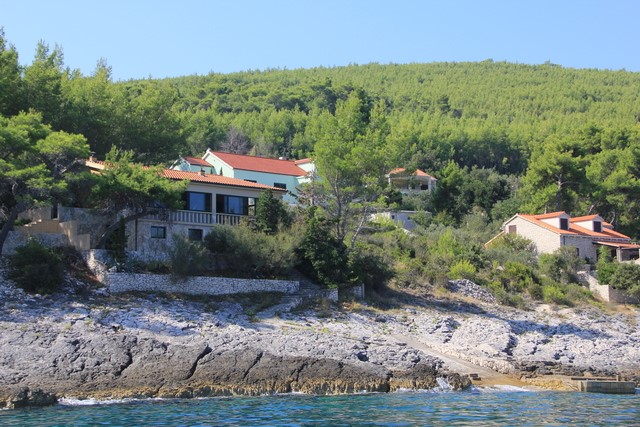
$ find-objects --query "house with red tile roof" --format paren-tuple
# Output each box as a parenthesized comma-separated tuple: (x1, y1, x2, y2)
(84, 158, 286, 260)
(386, 168, 437, 194)
(200, 150, 315, 204)
(486, 211, 640, 262)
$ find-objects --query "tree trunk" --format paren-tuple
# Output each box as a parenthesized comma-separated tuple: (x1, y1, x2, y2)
(350, 206, 369, 250)
(94, 210, 150, 249)
(0, 206, 20, 256)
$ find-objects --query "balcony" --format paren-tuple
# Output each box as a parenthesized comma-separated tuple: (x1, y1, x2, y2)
(145, 210, 246, 226)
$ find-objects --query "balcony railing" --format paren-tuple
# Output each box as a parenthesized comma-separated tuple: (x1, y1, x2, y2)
(145, 210, 245, 226)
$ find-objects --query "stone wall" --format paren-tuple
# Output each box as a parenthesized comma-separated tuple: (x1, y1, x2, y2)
(589, 281, 639, 304)
(577, 269, 639, 304)
(507, 216, 560, 255)
(126, 220, 217, 262)
(82, 249, 113, 283)
(105, 272, 300, 296)
(2, 232, 68, 255)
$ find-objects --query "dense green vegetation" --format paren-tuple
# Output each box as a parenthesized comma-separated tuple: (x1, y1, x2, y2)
(2, 30, 640, 303)
(7, 239, 65, 294)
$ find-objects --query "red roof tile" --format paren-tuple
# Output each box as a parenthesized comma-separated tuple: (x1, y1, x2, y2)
(388, 168, 437, 179)
(161, 169, 286, 191)
(209, 151, 307, 176)
(531, 211, 568, 220)
(183, 156, 212, 167)
(570, 214, 601, 222)
(518, 213, 631, 240)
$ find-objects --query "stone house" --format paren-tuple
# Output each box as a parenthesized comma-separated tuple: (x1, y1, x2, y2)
(386, 168, 437, 194)
(486, 211, 640, 262)
(170, 150, 315, 204)
(127, 169, 286, 260)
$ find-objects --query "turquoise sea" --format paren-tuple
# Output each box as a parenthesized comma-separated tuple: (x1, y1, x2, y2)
(1, 389, 638, 427)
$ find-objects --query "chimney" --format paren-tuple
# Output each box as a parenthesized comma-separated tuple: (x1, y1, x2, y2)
(89, 151, 96, 162)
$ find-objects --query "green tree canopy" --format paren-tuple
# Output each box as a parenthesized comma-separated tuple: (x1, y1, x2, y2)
(90, 147, 187, 248)
(0, 112, 90, 254)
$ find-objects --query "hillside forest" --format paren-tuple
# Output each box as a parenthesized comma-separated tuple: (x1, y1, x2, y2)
(2, 31, 640, 304)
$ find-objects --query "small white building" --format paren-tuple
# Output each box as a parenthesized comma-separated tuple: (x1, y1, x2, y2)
(486, 211, 640, 262)
(170, 150, 315, 204)
(387, 168, 437, 194)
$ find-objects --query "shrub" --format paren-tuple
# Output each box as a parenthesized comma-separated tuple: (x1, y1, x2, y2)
(349, 243, 395, 293)
(204, 225, 299, 279)
(595, 246, 617, 285)
(297, 208, 352, 288)
(449, 259, 477, 280)
(486, 280, 525, 308)
(539, 247, 582, 284)
(485, 233, 537, 266)
(168, 234, 211, 279)
(502, 261, 536, 292)
(542, 284, 570, 305)
(254, 189, 291, 234)
(609, 263, 640, 299)
(8, 239, 65, 294)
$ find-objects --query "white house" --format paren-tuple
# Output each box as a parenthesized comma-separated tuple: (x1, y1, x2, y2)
(486, 211, 640, 262)
(199, 150, 314, 204)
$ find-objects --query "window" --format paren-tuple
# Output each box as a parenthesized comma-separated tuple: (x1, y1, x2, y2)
(244, 179, 257, 183)
(273, 182, 287, 190)
(508, 225, 517, 234)
(188, 228, 203, 241)
(216, 194, 256, 216)
(575, 247, 580, 257)
(150, 226, 166, 239)
(559, 218, 569, 230)
(593, 221, 602, 233)
(183, 192, 212, 212)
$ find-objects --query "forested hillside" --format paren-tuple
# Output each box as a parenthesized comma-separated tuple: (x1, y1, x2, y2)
(2, 32, 640, 235)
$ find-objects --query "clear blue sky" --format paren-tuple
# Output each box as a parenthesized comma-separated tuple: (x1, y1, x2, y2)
(3, 0, 638, 81)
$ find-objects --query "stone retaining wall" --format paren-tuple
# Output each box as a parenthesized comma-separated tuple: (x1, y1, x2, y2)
(578, 269, 639, 304)
(589, 281, 639, 304)
(105, 272, 300, 296)
(3, 232, 68, 255)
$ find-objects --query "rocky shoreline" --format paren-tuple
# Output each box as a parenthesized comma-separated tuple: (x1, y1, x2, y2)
(0, 271, 638, 409)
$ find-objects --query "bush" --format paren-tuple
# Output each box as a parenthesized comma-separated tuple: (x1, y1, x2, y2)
(349, 243, 395, 293)
(486, 280, 525, 308)
(485, 233, 537, 267)
(254, 189, 291, 234)
(297, 208, 352, 288)
(204, 225, 299, 279)
(542, 283, 570, 305)
(449, 259, 476, 280)
(595, 246, 617, 285)
(609, 263, 640, 298)
(539, 247, 582, 284)
(8, 240, 65, 294)
(168, 235, 211, 279)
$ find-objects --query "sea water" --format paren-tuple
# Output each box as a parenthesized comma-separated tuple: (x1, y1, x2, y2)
(1, 388, 638, 426)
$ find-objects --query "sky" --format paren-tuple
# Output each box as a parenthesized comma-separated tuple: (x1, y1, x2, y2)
(2, 0, 638, 81)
